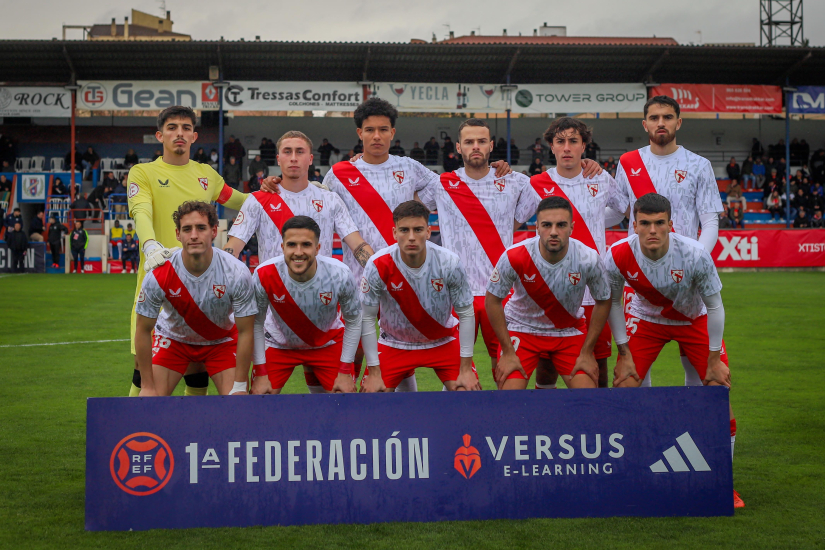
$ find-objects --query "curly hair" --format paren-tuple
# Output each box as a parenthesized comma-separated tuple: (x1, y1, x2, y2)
(543, 117, 592, 146)
(173, 201, 218, 229)
(354, 97, 398, 128)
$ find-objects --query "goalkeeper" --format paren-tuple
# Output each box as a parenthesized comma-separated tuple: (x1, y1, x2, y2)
(126, 106, 249, 397)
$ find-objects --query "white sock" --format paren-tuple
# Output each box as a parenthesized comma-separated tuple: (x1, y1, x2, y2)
(535, 383, 557, 389)
(681, 356, 703, 386)
(641, 369, 653, 387)
(441, 385, 448, 391)
(396, 373, 418, 392)
(307, 385, 325, 394)
(731, 436, 735, 460)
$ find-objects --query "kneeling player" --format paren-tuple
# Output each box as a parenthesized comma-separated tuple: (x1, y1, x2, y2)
(486, 196, 612, 390)
(360, 201, 480, 392)
(249, 216, 361, 394)
(603, 193, 743, 508)
(134, 201, 257, 396)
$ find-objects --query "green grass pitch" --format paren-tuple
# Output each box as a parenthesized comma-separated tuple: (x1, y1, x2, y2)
(1, 271, 823, 549)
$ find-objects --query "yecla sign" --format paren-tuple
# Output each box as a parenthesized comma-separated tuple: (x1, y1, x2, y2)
(0, 87, 72, 117)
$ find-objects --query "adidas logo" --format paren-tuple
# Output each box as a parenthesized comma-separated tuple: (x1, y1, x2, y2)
(270, 203, 282, 211)
(169, 287, 181, 297)
(391, 282, 403, 291)
(630, 168, 641, 177)
(626, 271, 638, 281)
(650, 432, 711, 473)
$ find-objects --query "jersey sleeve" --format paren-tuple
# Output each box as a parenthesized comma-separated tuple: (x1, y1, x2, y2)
(338, 269, 362, 318)
(445, 254, 474, 309)
(126, 165, 152, 214)
(602, 247, 625, 290)
(417, 176, 438, 211)
(693, 249, 723, 297)
(227, 195, 261, 243)
(230, 265, 258, 318)
(410, 158, 440, 193)
(603, 173, 626, 214)
(134, 272, 164, 318)
(611, 163, 631, 214)
(251, 270, 270, 313)
(330, 193, 359, 239)
(486, 251, 517, 299)
(359, 259, 385, 308)
(696, 159, 724, 215)
(585, 255, 612, 301)
(513, 175, 540, 224)
(322, 168, 342, 194)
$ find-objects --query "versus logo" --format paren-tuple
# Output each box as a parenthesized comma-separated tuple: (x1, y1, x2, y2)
(454, 435, 481, 479)
(110, 433, 174, 496)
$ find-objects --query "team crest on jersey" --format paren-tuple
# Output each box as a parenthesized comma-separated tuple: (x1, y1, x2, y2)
(630, 168, 642, 176)
(587, 183, 599, 197)
(128, 182, 139, 198)
(213, 284, 226, 299)
(312, 199, 324, 212)
(360, 277, 370, 293)
(393, 170, 405, 184)
(489, 268, 500, 283)
(137, 290, 145, 303)
(671, 269, 684, 283)
(494, 178, 506, 192)
(431, 278, 444, 292)
(674, 170, 687, 183)
(523, 274, 536, 283)
(198, 177, 208, 190)
(319, 291, 333, 305)
(233, 212, 244, 226)
(568, 272, 581, 285)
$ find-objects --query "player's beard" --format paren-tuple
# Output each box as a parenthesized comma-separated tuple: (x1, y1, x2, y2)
(649, 128, 676, 147)
(462, 152, 490, 170)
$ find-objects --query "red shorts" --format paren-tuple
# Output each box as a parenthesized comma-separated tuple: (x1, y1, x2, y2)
(625, 315, 729, 379)
(474, 295, 501, 358)
(151, 334, 237, 377)
(583, 304, 612, 360)
(259, 341, 344, 391)
(500, 326, 587, 379)
(370, 337, 477, 389)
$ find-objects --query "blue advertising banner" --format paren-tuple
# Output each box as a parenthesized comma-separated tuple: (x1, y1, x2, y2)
(790, 86, 825, 114)
(85, 387, 733, 531)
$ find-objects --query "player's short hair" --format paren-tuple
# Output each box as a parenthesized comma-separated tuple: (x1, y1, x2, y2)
(458, 118, 491, 139)
(281, 215, 321, 240)
(393, 200, 430, 224)
(157, 106, 197, 131)
(354, 97, 397, 128)
(173, 201, 218, 229)
(536, 196, 573, 219)
(276, 131, 313, 152)
(644, 95, 681, 118)
(633, 193, 672, 219)
(543, 117, 592, 145)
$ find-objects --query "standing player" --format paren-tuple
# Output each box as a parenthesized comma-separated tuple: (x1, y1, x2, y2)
(248, 216, 361, 394)
(613, 96, 725, 387)
(359, 201, 479, 392)
(529, 117, 625, 388)
(134, 202, 256, 396)
(602, 193, 742, 508)
(126, 106, 249, 397)
(486, 197, 612, 390)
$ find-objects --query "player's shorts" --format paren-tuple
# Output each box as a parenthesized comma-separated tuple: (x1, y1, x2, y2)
(474, 295, 502, 358)
(583, 304, 612, 360)
(625, 314, 729, 379)
(130, 262, 148, 355)
(501, 323, 587, 380)
(258, 341, 344, 392)
(368, 336, 478, 389)
(151, 334, 237, 376)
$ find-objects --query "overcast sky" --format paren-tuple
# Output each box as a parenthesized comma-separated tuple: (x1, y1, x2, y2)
(3, 0, 822, 46)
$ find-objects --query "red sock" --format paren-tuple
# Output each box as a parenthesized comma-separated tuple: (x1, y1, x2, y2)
(730, 418, 737, 437)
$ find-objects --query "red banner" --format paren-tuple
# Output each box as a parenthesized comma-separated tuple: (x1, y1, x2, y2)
(605, 230, 825, 268)
(650, 84, 782, 114)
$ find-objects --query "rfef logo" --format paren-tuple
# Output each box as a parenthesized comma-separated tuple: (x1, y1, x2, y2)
(454, 434, 481, 479)
(110, 432, 174, 496)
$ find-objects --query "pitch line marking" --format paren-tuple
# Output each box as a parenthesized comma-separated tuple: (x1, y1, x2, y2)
(0, 338, 129, 348)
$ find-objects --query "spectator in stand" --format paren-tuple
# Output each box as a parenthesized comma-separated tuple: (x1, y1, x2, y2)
(239, 233, 258, 268)
(309, 169, 322, 183)
(7, 221, 28, 273)
(719, 206, 733, 229)
(317, 138, 340, 166)
(88, 182, 107, 213)
(124, 149, 139, 168)
(603, 156, 617, 177)
(727, 201, 745, 229)
(528, 138, 547, 162)
(109, 219, 124, 259)
(740, 156, 755, 188)
(751, 137, 764, 159)
(0, 134, 17, 167)
(223, 156, 241, 190)
(508, 138, 520, 164)
(125, 222, 136, 241)
(766, 190, 784, 221)
(751, 157, 766, 189)
(790, 188, 810, 221)
(101, 171, 118, 193)
(0, 174, 11, 193)
(70, 192, 92, 221)
(528, 157, 544, 176)
(811, 209, 825, 228)
(28, 210, 45, 242)
(389, 140, 405, 157)
(208, 149, 219, 171)
(122, 233, 139, 273)
(726, 179, 747, 211)
(811, 181, 824, 199)
(192, 147, 209, 164)
(800, 139, 811, 164)
(224, 135, 245, 171)
(5, 207, 23, 231)
(793, 206, 810, 228)
(344, 149, 356, 161)
(810, 149, 825, 183)
(47, 215, 67, 268)
(248, 169, 265, 192)
(260, 137, 277, 165)
(1, 160, 10, 172)
(81, 146, 100, 181)
(777, 157, 788, 180)
(443, 150, 461, 172)
(584, 140, 600, 161)
(152, 149, 162, 161)
(111, 177, 127, 219)
(410, 142, 425, 163)
(248, 154, 268, 180)
(70, 220, 88, 273)
(423, 137, 439, 165)
(442, 136, 455, 159)
(352, 140, 364, 155)
(725, 157, 741, 182)
(493, 137, 507, 162)
(53, 177, 68, 196)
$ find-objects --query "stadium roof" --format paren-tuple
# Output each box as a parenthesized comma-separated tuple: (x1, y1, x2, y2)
(1, 40, 824, 86)
(432, 36, 680, 46)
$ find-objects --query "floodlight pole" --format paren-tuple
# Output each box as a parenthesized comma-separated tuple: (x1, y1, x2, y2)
(784, 81, 796, 228)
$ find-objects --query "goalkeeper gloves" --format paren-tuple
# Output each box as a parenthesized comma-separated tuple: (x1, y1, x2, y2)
(142, 239, 177, 271)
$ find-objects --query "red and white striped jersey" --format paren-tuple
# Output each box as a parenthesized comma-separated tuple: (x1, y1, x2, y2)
(361, 241, 473, 350)
(136, 248, 257, 345)
(487, 237, 611, 337)
(228, 186, 358, 262)
(253, 255, 360, 350)
(419, 167, 537, 296)
(604, 233, 722, 325)
(323, 156, 438, 280)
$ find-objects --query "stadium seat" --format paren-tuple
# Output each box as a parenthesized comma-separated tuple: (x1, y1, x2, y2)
(114, 158, 125, 169)
(30, 156, 45, 172)
(99, 158, 116, 172)
(139, 158, 152, 164)
(50, 157, 65, 172)
(15, 157, 31, 172)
